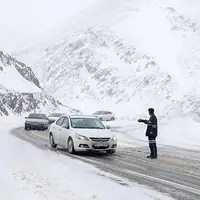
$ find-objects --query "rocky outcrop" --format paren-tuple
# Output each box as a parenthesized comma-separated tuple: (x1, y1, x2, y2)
(0, 50, 76, 116)
(0, 51, 40, 88)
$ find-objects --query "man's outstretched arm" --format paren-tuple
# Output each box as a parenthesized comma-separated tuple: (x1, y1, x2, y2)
(138, 119, 152, 125)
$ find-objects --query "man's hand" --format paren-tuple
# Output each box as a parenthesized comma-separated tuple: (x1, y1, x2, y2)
(138, 119, 142, 123)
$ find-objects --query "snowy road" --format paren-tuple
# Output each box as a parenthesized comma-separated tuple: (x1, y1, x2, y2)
(11, 127, 200, 200)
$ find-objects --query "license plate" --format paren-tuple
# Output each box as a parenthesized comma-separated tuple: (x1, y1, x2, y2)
(94, 143, 108, 147)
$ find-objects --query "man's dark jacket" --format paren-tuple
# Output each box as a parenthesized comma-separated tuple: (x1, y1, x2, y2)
(140, 114, 158, 137)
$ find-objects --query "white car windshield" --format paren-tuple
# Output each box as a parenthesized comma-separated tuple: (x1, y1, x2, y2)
(70, 118, 105, 129)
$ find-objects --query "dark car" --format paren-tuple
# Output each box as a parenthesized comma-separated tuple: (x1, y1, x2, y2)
(48, 113, 65, 124)
(25, 113, 49, 130)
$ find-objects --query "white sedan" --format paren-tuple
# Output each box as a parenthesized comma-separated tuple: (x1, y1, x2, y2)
(92, 111, 115, 121)
(49, 115, 117, 154)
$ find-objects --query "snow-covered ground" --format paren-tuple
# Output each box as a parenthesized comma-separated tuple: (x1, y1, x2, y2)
(0, 116, 174, 200)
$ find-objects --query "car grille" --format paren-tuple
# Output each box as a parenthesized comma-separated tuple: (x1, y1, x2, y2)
(26, 122, 44, 125)
(92, 145, 109, 149)
(90, 137, 110, 142)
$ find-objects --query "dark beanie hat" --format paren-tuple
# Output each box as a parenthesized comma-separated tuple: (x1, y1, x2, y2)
(148, 108, 154, 114)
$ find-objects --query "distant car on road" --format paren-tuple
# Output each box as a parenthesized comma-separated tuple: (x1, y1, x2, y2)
(48, 113, 65, 124)
(92, 111, 115, 121)
(25, 113, 49, 130)
(49, 115, 117, 154)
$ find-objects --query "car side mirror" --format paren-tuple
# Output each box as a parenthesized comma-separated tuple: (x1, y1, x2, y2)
(25, 117, 27, 119)
(62, 124, 69, 129)
(106, 125, 110, 129)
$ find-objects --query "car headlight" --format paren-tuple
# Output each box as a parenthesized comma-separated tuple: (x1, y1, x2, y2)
(76, 133, 89, 141)
(111, 135, 117, 141)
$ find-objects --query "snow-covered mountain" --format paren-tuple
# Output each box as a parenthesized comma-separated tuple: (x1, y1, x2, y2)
(0, 51, 80, 116)
(15, 0, 200, 119)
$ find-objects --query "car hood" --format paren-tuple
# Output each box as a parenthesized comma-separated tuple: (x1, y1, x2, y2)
(26, 119, 47, 123)
(73, 128, 114, 138)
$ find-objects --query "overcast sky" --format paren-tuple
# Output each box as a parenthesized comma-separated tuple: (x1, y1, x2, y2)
(0, 0, 98, 53)
(1, 0, 199, 54)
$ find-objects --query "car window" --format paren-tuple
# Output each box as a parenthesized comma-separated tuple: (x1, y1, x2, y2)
(62, 117, 69, 126)
(28, 113, 47, 119)
(93, 111, 101, 115)
(56, 117, 64, 126)
(104, 111, 112, 114)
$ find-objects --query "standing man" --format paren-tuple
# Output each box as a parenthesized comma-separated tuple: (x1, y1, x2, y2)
(138, 108, 158, 159)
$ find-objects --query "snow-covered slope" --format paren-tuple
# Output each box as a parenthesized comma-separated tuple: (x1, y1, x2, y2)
(0, 51, 76, 116)
(15, 0, 200, 119)
(0, 51, 40, 92)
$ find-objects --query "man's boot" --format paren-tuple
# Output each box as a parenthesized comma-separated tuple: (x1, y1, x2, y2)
(147, 146, 153, 158)
(151, 143, 157, 159)
(147, 155, 151, 158)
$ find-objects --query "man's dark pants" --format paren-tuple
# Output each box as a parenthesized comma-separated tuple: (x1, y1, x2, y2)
(148, 136, 157, 158)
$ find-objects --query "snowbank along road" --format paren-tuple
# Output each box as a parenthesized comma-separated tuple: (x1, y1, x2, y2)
(11, 126, 200, 200)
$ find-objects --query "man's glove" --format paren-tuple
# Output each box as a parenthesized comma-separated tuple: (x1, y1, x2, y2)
(138, 119, 143, 123)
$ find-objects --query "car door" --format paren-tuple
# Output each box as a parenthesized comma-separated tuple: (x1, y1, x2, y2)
(99, 111, 104, 120)
(45, 114, 48, 123)
(54, 117, 64, 144)
(106, 111, 112, 120)
(102, 111, 109, 121)
(59, 117, 70, 147)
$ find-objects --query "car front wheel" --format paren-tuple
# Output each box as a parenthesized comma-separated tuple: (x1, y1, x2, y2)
(111, 117, 115, 121)
(68, 138, 75, 154)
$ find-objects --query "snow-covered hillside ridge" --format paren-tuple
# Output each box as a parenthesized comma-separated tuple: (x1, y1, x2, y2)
(15, 0, 200, 118)
(0, 50, 72, 116)
(0, 51, 40, 90)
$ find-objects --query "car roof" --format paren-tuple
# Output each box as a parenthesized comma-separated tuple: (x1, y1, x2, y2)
(63, 115, 97, 119)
